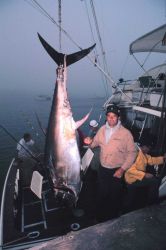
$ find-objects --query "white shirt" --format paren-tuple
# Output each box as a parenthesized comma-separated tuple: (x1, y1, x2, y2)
(105, 120, 121, 143)
(103, 120, 121, 168)
(17, 138, 34, 158)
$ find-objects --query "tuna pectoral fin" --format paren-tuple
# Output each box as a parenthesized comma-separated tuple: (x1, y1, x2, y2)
(76, 107, 93, 129)
(38, 33, 96, 66)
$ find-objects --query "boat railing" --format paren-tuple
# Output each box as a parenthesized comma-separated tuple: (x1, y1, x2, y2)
(103, 75, 165, 109)
(0, 158, 15, 248)
(130, 77, 165, 140)
(139, 76, 165, 106)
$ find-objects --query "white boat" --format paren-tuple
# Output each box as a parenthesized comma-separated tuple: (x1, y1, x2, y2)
(104, 24, 166, 136)
(104, 24, 166, 108)
(104, 63, 166, 108)
(104, 24, 166, 198)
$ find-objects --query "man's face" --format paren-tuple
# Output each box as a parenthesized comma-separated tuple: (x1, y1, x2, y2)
(25, 136, 31, 142)
(106, 112, 119, 127)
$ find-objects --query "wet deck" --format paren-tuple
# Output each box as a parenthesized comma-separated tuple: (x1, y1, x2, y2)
(30, 200, 166, 250)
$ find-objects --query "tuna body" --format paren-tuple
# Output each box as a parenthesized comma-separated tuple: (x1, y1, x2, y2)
(45, 65, 81, 204)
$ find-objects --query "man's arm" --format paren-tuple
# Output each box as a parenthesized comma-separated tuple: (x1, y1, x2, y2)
(29, 139, 35, 146)
(146, 155, 164, 166)
(84, 127, 102, 148)
(16, 139, 23, 151)
(121, 132, 137, 171)
(114, 131, 137, 179)
(125, 164, 146, 183)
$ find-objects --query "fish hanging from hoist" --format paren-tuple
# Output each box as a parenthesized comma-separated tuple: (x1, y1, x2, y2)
(38, 33, 96, 207)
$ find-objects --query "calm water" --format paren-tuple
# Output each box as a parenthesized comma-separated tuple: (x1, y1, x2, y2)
(0, 89, 105, 198)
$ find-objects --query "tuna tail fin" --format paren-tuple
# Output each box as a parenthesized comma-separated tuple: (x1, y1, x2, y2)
(37, 33, 96, 66)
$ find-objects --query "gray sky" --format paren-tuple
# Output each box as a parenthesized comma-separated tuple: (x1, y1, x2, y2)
(0, 0, 166, 98)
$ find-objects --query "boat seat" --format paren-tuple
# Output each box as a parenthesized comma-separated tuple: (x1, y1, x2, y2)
(81, 148, 94, 173)
(21, 171, 47, 232)
(131, 111, 148, 140)
(30, 171, 43, 198)
(139, 76, 154, 88)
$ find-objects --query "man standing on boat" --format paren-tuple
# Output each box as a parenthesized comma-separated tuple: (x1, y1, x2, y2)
(84, 105, 137, 221)
(17, 133, 35, 160)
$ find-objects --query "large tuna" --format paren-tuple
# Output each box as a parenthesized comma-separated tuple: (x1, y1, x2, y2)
(38, 33, 95, 206)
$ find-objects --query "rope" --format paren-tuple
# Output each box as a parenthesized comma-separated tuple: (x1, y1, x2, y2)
(89, 0, 110, 98)
(83, 0, 97, 54)
(119, 53, 130, 79)
(89, 0, 108, 72)
(24, 0, 115, 87)
(81, 0, 110, 99)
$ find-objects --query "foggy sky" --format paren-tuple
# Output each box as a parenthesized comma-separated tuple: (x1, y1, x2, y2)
(0, 0, 165, 98)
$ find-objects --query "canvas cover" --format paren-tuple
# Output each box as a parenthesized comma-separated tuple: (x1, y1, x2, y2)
(130, 24, 166, 54)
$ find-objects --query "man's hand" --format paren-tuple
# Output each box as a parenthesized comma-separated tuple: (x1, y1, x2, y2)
(84, 137, 93, 145)
(144, 173, 153, 179)
(113, 168, 125, 178)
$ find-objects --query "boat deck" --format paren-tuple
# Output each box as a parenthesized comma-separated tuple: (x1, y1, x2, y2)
(1, 160, 98, 249)
(30, 200, 166, 250)
(1, 155, 166, 249)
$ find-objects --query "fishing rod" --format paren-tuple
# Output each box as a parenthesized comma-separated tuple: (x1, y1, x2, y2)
(20, 110, 46, 152)
(97, 112, 103, 125)
(86, 106, 103, 137)
(0, 124, 40, 163)
(34, 112, 46, 136)
(20, 110, 39, 137)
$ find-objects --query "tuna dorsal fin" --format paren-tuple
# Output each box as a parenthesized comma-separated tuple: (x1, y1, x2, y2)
(37, 33, 96, 66)
(75, 108, 93, 129)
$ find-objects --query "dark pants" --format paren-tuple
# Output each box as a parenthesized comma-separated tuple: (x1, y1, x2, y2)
(96, 165, 123, 222)
(124, 177, 160, 212)
(90, 147, 100, 172)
